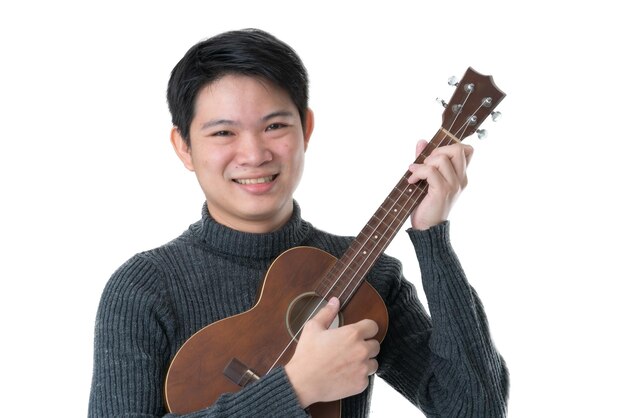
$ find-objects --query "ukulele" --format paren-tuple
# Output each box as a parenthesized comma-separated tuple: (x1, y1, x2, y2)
(164, 67, 506, 416)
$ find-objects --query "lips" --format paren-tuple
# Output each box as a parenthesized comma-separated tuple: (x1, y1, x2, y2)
(233, 174, 278, 185)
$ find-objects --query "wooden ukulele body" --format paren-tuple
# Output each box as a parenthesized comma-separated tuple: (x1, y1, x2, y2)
(165, 245, 389, 416)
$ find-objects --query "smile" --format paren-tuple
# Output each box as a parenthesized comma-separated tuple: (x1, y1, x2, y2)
(233, 175, 277, 185)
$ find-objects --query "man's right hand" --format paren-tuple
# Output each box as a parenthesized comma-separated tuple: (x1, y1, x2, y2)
(284, 297, 380, 408)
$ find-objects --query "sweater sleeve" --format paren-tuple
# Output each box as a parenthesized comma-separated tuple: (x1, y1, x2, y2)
(376, 221, 509, 417)
(88, 255, 308, 418)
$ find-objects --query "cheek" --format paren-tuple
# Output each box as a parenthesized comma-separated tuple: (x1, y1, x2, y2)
(192, 146, 232, 172)
(278, 140, 305, 162)
(282, 144, 306, 181)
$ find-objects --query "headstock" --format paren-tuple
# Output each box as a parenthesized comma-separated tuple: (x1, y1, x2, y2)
(440, 67, 506, 142)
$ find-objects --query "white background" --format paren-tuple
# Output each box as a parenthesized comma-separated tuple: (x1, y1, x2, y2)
(1, 1, 624, 416)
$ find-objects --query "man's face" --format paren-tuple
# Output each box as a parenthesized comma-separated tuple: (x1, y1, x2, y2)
(172, 75, 313, 233)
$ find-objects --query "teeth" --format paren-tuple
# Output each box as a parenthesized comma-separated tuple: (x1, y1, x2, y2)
(235, 175, 275, 185)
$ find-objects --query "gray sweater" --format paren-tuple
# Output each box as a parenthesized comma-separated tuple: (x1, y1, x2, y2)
(89, 202, 508, 417)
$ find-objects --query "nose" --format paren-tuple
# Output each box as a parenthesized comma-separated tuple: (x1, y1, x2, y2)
(235, 133, 273, 167)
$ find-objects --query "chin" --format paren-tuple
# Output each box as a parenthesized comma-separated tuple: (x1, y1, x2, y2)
(242, 200, 291, 222)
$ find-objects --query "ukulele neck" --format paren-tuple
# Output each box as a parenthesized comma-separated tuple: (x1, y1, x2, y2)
(315, 66, 506, 309)
(315, 129, 457, 308)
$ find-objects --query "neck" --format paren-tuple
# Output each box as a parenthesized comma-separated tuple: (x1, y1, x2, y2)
(207, 202, 294, 234)
(196, 201, 310, 261)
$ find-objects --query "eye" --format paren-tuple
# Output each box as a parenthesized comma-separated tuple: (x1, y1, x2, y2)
(211, 130, 234, 137)
(266, 123, 287, 131)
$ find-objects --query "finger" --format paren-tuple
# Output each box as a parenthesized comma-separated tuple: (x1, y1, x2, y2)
(354, 318, 379, 340)
(414, 139, 428, 158)
(408, 143, 468, 183)
(311, 297, 340, 330)
(424, 145, 471, 191)
(464, 143, 474, 165)
(425, 153, 464, 189)
(367, 358, 379, 376)
(428, 144, 468, 180)
(406, 163, 443, 186)
(365, 339, 381, 358)
(450, 144, 472, 175)
(454, 145, 472, 188)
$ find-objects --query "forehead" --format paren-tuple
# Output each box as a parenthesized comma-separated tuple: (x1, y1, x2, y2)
(195, 75, 294, 113)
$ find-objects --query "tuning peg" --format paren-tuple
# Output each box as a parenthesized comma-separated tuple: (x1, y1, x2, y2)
(491, 111, 502, 122)
(448, 76, 458, 86)
(477, 129, 488, 140)
(436, 97, 448, 108)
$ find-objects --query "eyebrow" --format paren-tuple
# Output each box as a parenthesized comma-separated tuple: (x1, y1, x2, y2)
(262, 110, 295, 121)
(199, 110, 295, 131)
(200, 119, 236, 131)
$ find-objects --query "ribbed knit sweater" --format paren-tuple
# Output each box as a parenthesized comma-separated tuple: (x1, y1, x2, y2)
(89, 202, 508, 417)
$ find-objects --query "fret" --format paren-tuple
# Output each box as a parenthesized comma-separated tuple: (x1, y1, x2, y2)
(313, 68, 506, 309)
(315, 159, 432, 305)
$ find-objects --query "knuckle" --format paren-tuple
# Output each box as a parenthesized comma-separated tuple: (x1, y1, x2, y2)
(372, 341, 381, 356)
(302, 320, 316, 333)
(356, 363, 369, 378)
(354, 345, 369, 361)
(344, 324, 359, 339)
(366, 318, 378, 332)
(363, 319, 378, 334)
(420, 164, 435, 176)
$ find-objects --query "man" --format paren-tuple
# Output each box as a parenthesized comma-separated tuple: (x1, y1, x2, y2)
(89, 28, 508, 417)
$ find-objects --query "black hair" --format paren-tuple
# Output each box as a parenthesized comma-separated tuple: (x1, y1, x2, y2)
(167, 28, 309, 146)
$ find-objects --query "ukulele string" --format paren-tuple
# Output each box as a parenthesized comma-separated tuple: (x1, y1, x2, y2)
(266, 135, 448, 375)
(333, 142, 445, 304)
(283, 174, 431, 346)
(336, 92, 483, 305)
(286, 88, 478, 330)
(338, 116, 476, 304)
(450, 91, 486, 142)
(447, 90, 472, 137)
(311, 90, 481, 320)
(266, 91, 479, 375)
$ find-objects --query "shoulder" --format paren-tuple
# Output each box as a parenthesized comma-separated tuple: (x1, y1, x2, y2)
(98, 224, 198, 310)
(97, 253, 167, 324)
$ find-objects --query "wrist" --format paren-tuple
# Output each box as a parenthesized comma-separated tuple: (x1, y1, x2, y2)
(284, 362, 315, 408)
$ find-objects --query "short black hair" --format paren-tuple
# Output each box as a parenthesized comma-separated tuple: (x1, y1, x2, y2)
(167, 28, 309, 146)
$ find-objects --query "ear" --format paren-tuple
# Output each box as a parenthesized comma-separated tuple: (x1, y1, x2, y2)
(170, 127, 195, 172)
(303, 108, 314, 151)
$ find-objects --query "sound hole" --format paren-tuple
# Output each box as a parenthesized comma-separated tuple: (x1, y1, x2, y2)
(286, 293, 342, 340)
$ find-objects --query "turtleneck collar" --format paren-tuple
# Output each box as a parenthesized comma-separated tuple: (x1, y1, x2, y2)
(189, 200, 312, 261)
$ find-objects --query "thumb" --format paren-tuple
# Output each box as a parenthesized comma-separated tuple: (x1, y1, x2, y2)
(311, 297, 340, 330)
